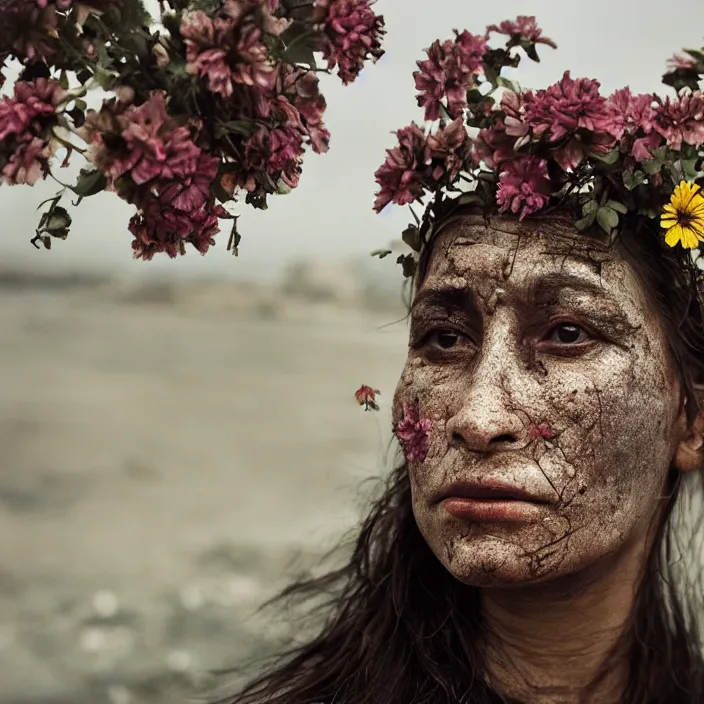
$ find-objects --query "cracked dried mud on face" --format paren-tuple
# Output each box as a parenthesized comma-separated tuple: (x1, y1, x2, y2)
(393, 215, 683, 586)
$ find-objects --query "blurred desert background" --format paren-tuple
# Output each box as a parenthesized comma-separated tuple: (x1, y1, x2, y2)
(0, 260, 409, 704)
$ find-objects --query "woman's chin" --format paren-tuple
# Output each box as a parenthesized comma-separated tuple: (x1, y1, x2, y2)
(434, 533, 575, 587)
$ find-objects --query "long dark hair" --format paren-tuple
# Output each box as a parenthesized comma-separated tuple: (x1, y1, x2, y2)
(217, 216, 704, 704)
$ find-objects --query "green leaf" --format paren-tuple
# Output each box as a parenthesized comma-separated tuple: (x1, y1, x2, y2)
(397, 253, 417, 278)
(211, 179, 232, 204)
(45, 206, 72, 237)
(681, 158, 700, 181)
(401, 225, 422, 253)
(596, 149, 620, 165)
(605, 200, 628, 215)
(596, 206, 619, 234)
(642, 158, 663, 175)
(215, 120, 257, 138)
(71, 169, 108, 198)
(622, 170, 645, 190)
(371, 249, 393, 259)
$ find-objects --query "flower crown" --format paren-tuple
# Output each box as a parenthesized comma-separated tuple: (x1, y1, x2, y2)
(0, 0, 384, 259)
(371, 16, 704, 278)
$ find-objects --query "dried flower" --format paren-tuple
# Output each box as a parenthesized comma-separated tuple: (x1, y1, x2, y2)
(661, 181, 704, 249)
(241, 124, 304, 191)
(654, 90, 704, 150)
(181, 6, 278, 99)
(373, 122, 428, 212)
(496, 155, 552, 220)
(486, 16, 556, 49)
(87, 92, 204, 187)
(355, 385, 380, 411)
(1, 135, 54, 185)
(528, 422, 554, 441)
(425, 117, 472, 185)
(395, 402, 432, 463)
(523, 72, 613, 143)
(314, 0, 385, 85)
(414, 32, 486, 122)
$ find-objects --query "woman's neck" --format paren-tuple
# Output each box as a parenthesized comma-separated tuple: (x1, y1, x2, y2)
(480, 538, 648, 704)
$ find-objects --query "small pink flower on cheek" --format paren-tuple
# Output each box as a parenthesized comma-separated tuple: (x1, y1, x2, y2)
(394, 402, 433, 463)
(528, 422, 554, 441)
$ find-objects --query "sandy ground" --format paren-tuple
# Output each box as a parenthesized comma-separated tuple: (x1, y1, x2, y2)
(0, 273, 408, 704)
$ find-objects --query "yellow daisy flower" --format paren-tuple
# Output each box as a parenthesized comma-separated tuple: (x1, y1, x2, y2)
(660, 181, 704, 249)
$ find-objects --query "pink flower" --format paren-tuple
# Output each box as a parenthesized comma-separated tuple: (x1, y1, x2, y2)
(355, 385, 380, 411)
(282, 69, 330, 154)
(528, 422, 553, 441)
(425, 117, 471, 185)
(654, 91, 704, 150)
(181, 5, 278, 99)
(395, 403, 432, 463)
(314, 0, 385, 85)
(0, 78, 65, 141)
(129, 194, 229, 260)
(241, 124, 304, 190)
(523, 72, 613, 143)
(1, 135, 53, 185)
(414, 32, 486, 122)
(373, 122, 428, 212)
(486, 16, 556, 49)
(605, 87, 656, 140)
(496, 155, 552, 219)
(668, 53, 697, 71)
(88, 92, 204, 187)
(473, 117, 516, 170)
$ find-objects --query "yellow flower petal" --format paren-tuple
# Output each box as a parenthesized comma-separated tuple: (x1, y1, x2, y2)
(665, 225, 683, 247)
(681, 226, 701, 249)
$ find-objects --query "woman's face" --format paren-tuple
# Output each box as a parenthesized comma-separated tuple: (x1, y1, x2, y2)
(394, 216, 684, 586)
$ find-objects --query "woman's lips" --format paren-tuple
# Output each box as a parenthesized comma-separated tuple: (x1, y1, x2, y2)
(438, 480, 553, 523)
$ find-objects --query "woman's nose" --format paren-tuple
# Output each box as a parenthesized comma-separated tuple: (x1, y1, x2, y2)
(445, 318, 526, 454)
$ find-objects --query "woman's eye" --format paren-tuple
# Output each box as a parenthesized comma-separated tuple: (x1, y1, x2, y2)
(426, 329, 462, 349)
(547, 323, 590, 344)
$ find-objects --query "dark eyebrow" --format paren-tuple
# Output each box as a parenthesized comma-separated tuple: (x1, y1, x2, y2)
(411, 286, 476, 313)
(528, 271, 608, 304)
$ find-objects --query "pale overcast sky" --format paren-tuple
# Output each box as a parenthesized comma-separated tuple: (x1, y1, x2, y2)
(1, 0, 703, 280)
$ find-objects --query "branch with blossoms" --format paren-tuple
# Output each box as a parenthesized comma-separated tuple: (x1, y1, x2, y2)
(372, 17, 704, 277)
(0, 0, 385, 259)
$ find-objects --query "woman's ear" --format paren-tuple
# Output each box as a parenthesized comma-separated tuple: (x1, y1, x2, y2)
(674, 386, 704, 474)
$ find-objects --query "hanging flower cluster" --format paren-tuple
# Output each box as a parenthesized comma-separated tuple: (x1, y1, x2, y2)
(372, 16, 704, 277)
(0, 0, 385, 258)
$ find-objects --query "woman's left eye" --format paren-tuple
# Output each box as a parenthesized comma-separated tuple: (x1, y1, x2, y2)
(546, 322, 591, 344)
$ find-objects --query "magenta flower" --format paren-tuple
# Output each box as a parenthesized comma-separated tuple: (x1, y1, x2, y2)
(1, 135, 53, 185)
(281, 69, 331, 154)
(473, 118, 516, 170)
(241, 124, 304, 190)
(181, 6, 278, 99)
(87, 92, 205, 187)
(485, 16, 556, 49)
(0, 78, 65, 187)
(496, 155, 552, 219)
(528, 422, 554, 441)
(653, 91, 704, 150)
(523, 72, 613, 143)
(395, 403, 432, 463)
(605, 87, 656, 140)
(314, 0, 385, 85)
(129, 196, 228, 261)
(373, 122, 428, 212)
(425, 117, 472, 185)
(414, 32, 486, 122)
(0, 78, 65, 141)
